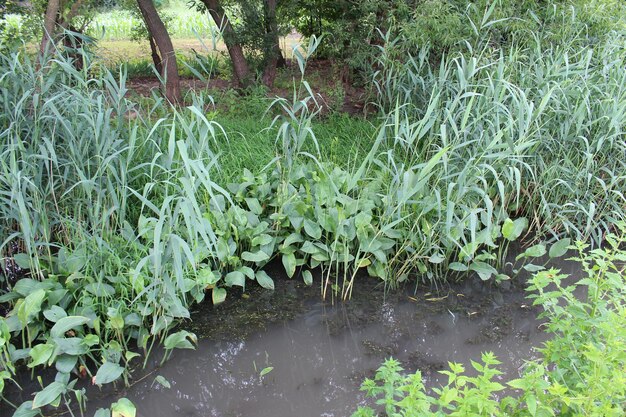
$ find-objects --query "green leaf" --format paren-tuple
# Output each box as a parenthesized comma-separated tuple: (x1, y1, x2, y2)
(449, 262, 468, 272)
(212, 287, 226, 305)
(245, 198, 263, 215)
(303, 219, 322, 239)
(53, 337, 88, 356)
(153, 375, 171, 389)
(13, 279, 41, 297)
(549, 238, 570, 258)
(522, 244, 547, 259)
(61, 247, 87, 273)
(43, 306, 67, 323)
(84, 282, 116, 297)
(428, 253, 445, 264)
(95, 362, 125, 385)
(225, 271, 246, 287)
(237, 266, 253, 279)
(50, 316, 90, 338)
(83, 334, 100, 347)
(198, 268, 220, 286)
(109, 316, 125, 331)
(283, 233, 303, 247)
(495, 273, 510, 282)
(32, 381, 65, 409)
(357, 258, 371, 268)
(282, 253, 296, 278)
(17, 288, 46, 326)
(260, 366, 274, 377)
(94, 409, 111, 417)
(12, 253, 32, 269)
(300, 241, 318, 254)
(55, 355, 78, 374)
(11, 401, 39, 417)
(28, 343, 55, 368)
(502, 217, 527, 241)
(216, 238, 230, 261)
(0, 319, 8, 347)
(507, 378, 529, 390)
(523, 264, 545, 272)
(255, 271, 275, 290)
(241, 251, 270, 263)
(354, 212, 373, 230)
(251, 234, 273, 246)
(469, 261, 497, 281)
(526, 394, 537, 416)
(163, 331, 197, 351)
(302, 270, 313, 286)
(112, 398, 136, 417)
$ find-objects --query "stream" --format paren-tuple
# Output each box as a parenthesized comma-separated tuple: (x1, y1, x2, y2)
(2, 256, 583, 417)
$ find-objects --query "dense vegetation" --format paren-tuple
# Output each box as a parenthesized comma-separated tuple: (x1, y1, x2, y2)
(353, 229, 626, 417)
(0, 0, 625, 416)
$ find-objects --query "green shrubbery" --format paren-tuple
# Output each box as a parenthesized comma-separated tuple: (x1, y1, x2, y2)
(352, 226, 626, 417)
(286, 0, 625, 77)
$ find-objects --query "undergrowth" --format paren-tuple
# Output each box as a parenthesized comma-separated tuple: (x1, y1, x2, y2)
(352, 225, 626, 417)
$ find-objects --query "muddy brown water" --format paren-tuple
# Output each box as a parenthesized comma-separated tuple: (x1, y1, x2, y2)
(2, 256, 583, 417)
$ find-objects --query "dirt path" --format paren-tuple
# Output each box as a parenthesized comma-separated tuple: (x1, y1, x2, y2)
(126, 59, 371, 117)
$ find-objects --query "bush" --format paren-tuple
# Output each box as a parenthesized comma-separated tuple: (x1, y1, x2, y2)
(352, 224, 626, 416)
(286, 0, 626, 77)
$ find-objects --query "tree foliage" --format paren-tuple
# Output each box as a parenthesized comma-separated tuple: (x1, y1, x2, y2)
(281, 0, 625, 76)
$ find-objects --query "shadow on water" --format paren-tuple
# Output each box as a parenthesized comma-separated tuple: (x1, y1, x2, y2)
(2, 254, 584, 417)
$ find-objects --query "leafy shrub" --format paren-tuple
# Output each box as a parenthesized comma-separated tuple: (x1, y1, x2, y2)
(287, 0, 625, 77)
(400, 0, 625, 53)
(0, 12, 35, 52)
(352, 225, 626, 416)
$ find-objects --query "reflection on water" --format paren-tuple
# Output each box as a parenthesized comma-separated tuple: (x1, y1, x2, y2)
(3, 255, 583, 417)
(86, 278, 554, 417)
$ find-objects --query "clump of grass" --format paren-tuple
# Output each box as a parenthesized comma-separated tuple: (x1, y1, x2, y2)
(370, 29, 626, 247)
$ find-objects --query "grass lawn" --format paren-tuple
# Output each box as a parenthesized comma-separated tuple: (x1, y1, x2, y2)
(95, 35, 302, 67)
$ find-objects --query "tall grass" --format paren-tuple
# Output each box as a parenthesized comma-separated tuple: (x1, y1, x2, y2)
(87, 7, 217, 41)
(0, 44, 224, 351)
(370, 30, 626, 248)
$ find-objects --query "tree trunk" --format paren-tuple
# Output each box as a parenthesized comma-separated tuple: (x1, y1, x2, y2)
(58, 0, 84, 30)
(275, 41, 286, 68)
(201, 0, 251, 88)
(136, 0, 181, 104)
(148, 35, 163, 75)
(261, 0, 279, 87)
(39, 0, 60, 61)
(62, 25, 85, 71)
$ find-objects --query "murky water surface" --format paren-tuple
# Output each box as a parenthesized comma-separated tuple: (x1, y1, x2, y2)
(4, 257, 583, 417)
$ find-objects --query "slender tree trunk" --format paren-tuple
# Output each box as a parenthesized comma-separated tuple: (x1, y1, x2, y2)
(58, 0, 84, 30)
(136, 0, 181, 104)
(148, 36, 163, 75)
(201, 0, 251, 87)
(39, 0, 61, 61)
(275, 41, 286, 68)
(62, 25, 85, 71)
(261, 0, 280, 87)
